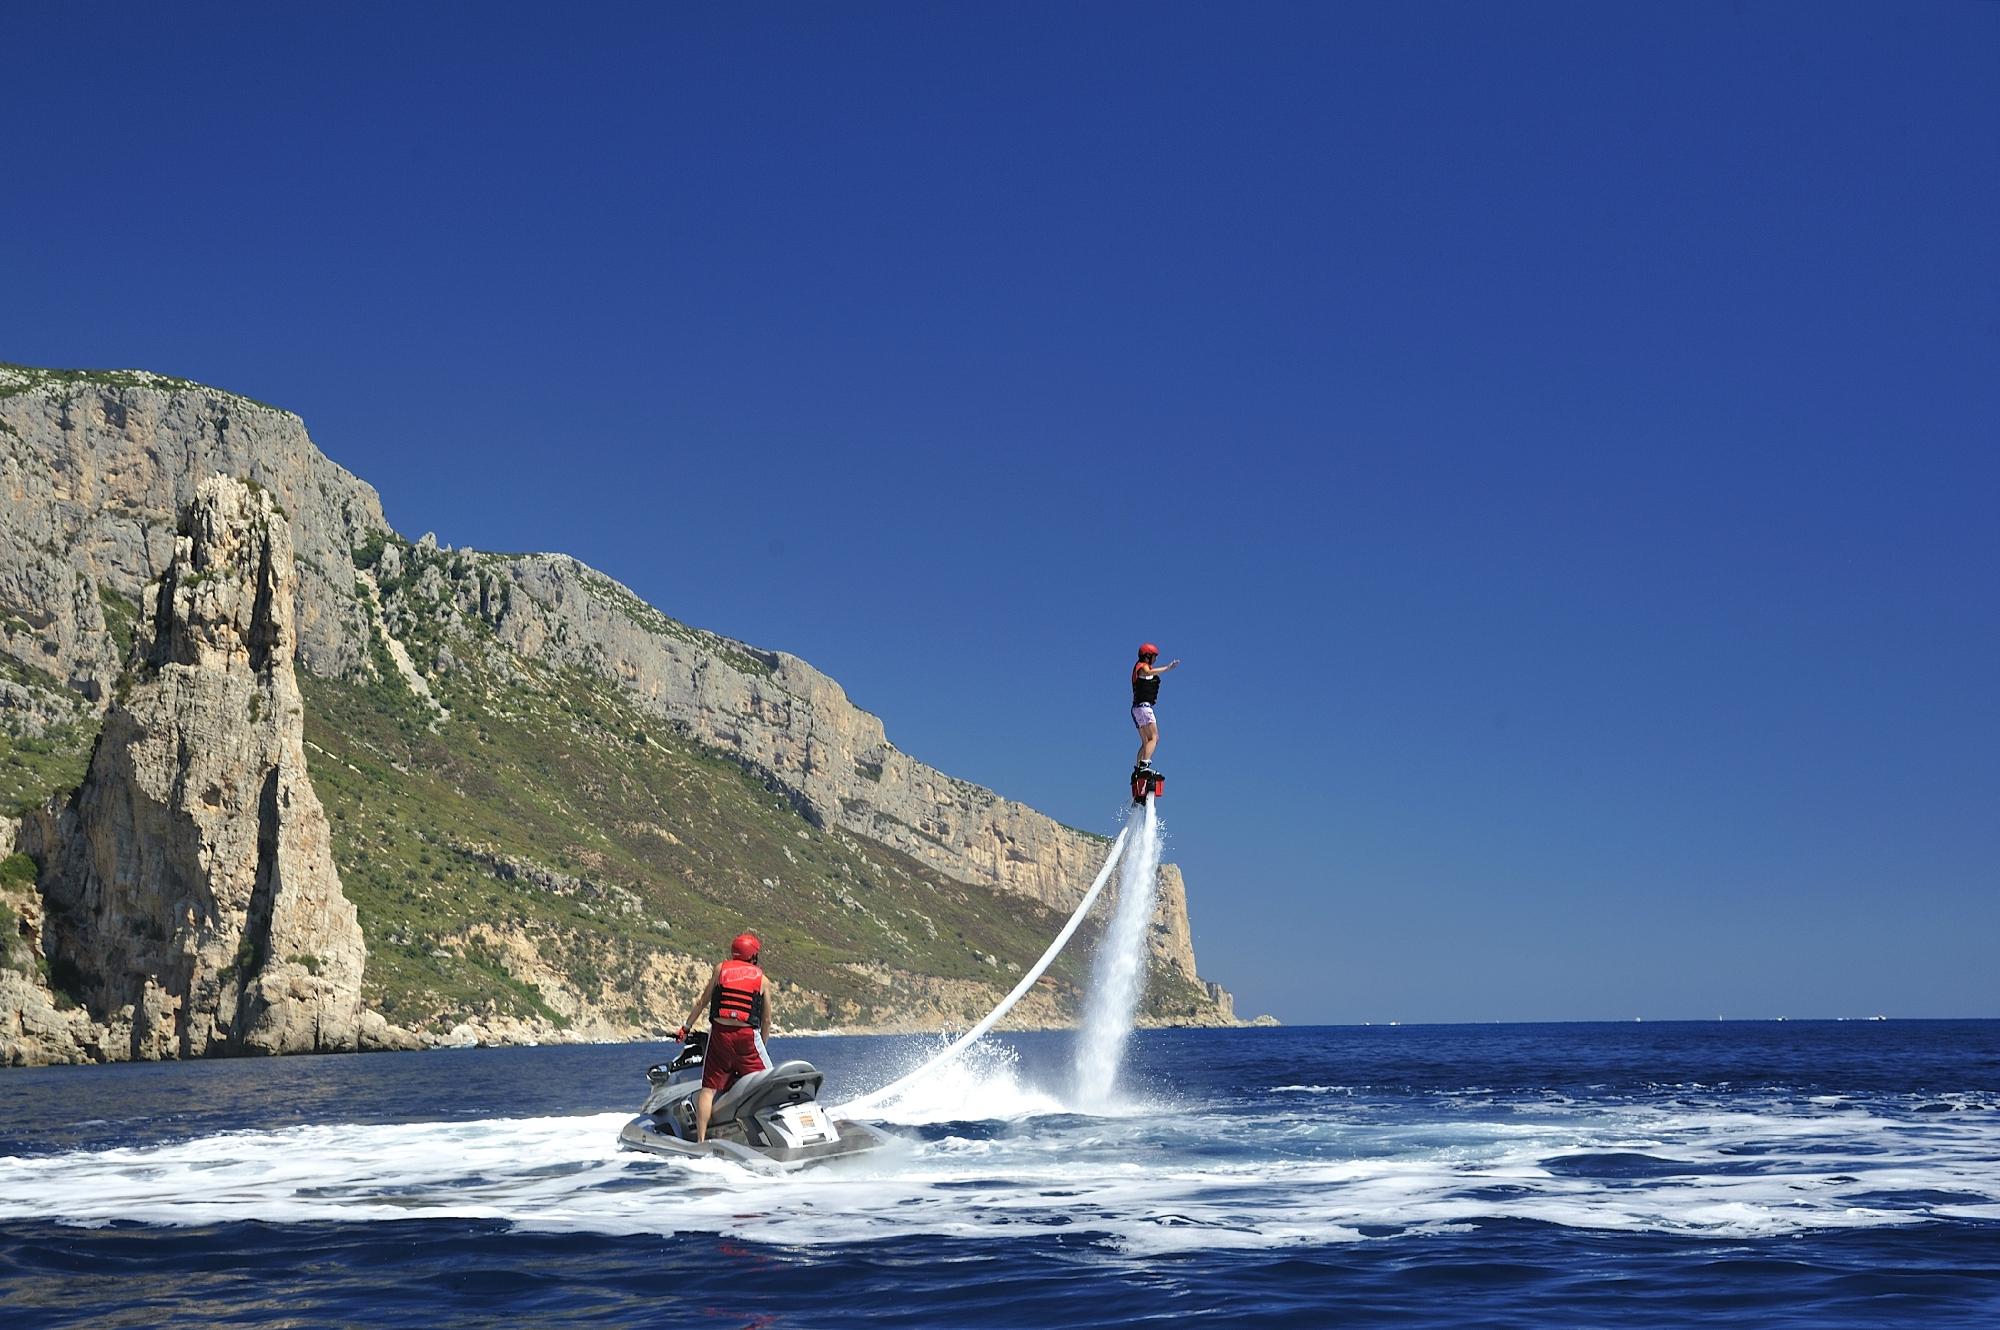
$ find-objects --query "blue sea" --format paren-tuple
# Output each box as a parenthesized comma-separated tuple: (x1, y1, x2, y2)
(3, 1022, 1998, 1328)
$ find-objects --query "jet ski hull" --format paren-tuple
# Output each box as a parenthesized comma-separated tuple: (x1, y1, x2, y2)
(616, 1043, 894, 1170)
(618, 1113, 891, 1168)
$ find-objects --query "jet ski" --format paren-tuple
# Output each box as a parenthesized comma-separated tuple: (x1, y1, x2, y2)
(617, 1029, 893, 1168)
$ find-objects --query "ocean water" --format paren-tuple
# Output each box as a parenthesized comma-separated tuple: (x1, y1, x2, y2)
(2, 1021, 1997, 1328)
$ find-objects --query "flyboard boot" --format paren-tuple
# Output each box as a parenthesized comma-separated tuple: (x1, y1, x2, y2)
(1130, 763, 1164, 804)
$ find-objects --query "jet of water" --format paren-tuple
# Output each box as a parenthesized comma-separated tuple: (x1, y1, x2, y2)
(833, 822, 1132, 1116)
(1071, 797, 1163, 1108)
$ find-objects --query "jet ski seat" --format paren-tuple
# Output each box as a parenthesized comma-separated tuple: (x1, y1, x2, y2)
(711, 1060, 824, 1122)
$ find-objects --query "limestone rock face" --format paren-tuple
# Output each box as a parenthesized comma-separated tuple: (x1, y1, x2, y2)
(0, 368, 389, 691)
(0, 365, 1235, 1043)
(0, 853, 110, 1066)
(28, 477, 366, 1058)
(462, 553, 1205, 982)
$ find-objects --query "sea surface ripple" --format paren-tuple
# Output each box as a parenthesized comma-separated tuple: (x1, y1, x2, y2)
(2, 1021, 1998, 1327)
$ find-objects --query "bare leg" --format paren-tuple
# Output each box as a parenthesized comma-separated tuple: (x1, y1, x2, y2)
(1136, 722, 1159, 765)
(694, 1087, 715, 1142)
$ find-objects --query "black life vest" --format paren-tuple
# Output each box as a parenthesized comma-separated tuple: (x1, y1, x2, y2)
(711, 959, 766, 1028)
(1132, 661, 1161, 706)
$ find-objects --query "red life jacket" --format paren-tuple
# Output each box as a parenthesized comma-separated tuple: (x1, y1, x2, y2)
(711, 958, 765, 1028)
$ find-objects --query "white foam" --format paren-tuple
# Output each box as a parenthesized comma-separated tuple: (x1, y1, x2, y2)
(4, 1090, 1995, 1254)
(859, 1039, 1069, 1125)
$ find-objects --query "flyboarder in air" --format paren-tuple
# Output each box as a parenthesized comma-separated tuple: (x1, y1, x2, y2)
(1130, 642, 1180, 802)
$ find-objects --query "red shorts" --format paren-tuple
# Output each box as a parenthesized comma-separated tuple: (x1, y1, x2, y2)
(701, 1025, 767, 1092)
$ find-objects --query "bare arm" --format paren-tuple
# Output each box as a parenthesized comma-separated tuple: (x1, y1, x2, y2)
(682, 968, 718, 1033)
(1138, 659, 1183, 677)
(763, 985, 777, 1037)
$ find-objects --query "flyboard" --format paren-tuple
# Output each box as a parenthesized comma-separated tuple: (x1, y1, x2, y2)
(1130, 765, 1164, 804)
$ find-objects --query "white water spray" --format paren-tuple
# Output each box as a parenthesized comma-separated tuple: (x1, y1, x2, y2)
(834, 823, 1132, 1116)
(1071, 797, 1163, 1107)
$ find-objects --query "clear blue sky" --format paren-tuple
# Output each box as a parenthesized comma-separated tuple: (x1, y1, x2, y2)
(5, 3, 1995, 1023)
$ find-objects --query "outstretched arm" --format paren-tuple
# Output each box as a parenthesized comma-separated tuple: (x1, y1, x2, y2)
(1139, 659, 1183, 677)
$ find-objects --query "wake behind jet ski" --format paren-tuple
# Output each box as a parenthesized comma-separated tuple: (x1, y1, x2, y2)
(618, 1029, 893, 1168)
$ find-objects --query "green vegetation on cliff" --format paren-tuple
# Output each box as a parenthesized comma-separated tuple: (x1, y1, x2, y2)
(0, 371, 1224, 1041)
(0, 655, 101, 816)
(0, 361, 286, 412)
(302, 569, 1121, 1032)
(0, 530, 1213, 1037)
(1, 853, 38, 975)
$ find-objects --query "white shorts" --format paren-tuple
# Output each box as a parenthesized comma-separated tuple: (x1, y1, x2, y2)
(1131, 704, 1156, 730)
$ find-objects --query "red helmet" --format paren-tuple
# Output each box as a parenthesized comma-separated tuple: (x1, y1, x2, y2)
(1138, 642, 1160, 658)
(729, 932, 760, 961)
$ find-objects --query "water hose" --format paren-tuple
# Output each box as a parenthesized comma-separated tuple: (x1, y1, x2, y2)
(834, 822, 1133, 1115)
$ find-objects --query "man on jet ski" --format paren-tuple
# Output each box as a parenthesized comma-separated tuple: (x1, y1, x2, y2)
(678, 932, 777, 1143)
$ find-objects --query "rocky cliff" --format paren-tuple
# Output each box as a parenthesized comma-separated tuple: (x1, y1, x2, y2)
(0, 367, 387, 692)
(4, 477, 375, 1063)
(0, 364, 1234, 1063)
(418, 550, 1204, 982)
